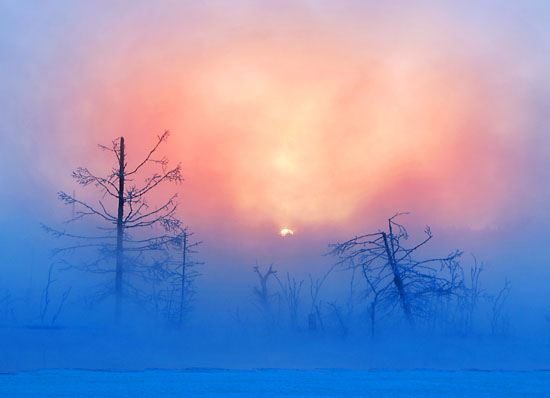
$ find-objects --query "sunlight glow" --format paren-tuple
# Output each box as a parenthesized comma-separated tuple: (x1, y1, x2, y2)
(280, 228, 294, 237)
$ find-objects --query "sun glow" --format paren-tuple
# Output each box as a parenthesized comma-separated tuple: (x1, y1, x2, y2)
(280, 228, 294, 237)
(58, 5, 527, 231)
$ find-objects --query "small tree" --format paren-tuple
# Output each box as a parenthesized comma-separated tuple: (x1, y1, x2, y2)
(488, 279, 511, 336)
(44, 131, 184, 318)
(276, 272, 304, 330)
(454, 256, 485, 335)
(149, 228, 202, 326)
(252, 263, 277, 317)
(39, 263, 71, 326)
(330, 213, 463, 330)
(308, 264, 335, 332)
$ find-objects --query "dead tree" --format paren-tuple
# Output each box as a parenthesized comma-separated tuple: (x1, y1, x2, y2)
(177, 230, 201, 324)
(454, 255, 486, 335)
(39, 263, 71, 326)
(308, 264, 335, 332)
(253, 263, 277, 315)
(147, 228, 202, 326)
(43, 131, 183, 318)
(330, 213, 463, 330)
(489, 278, 511, 336)
(276, 272, 304, 330)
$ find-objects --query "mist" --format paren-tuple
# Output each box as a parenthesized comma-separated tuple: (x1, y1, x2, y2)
(1, 0, 550, 376)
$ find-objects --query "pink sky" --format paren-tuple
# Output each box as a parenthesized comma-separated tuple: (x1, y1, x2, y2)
(2, 1, 548, 238)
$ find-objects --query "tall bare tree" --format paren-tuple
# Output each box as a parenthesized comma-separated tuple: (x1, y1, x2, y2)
(44, 131, 184, 318)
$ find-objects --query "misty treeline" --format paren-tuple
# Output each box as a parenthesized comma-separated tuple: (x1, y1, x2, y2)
(0, 131, 517, 341)
(37, 132, 201, 327)
(245, 214, 513, 339)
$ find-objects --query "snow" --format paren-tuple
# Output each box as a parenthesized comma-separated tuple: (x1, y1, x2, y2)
(1, 369, 549, 397)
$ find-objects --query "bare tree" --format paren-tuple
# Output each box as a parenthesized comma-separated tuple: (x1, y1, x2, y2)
(488, 278, 511, 336)
(148, 228, 202, 326)
(176, 230, 202, 324)
(252, 263, 277, 316)
(454, 255, 486, 335)
(330, 213, 463, 330)
(39, 263, 71, 326)
(43, 131, 183, 318)
(308, 265, 335, 332)
(276, 272, 304, 330)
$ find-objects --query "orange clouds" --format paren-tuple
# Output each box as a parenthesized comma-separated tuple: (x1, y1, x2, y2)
(174, 41, 525, 230)
(37, 2, 532, 232)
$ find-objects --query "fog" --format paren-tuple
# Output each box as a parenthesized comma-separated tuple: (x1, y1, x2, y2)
(1, 1, 550, 372)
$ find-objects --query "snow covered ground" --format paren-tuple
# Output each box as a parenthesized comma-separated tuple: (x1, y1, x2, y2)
(1, 368, 549, 397)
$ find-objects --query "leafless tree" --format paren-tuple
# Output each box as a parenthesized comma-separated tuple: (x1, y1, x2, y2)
(43, 131, 184, 318)
(175, 230, 202, 324)
(39, 263, 71, 326)
(252, 263, 277, 317)
(147, 228, 202, 326)
(276, 272, 304, 330)
(452, 255, 486, 335)
(308, 264, 335, 332)
(489, 278, 511, 336)
(330, 213, 463, 330)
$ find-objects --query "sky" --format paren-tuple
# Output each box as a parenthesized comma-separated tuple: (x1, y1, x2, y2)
(1, 1, 550, 368)
(1, 1, 549, 229)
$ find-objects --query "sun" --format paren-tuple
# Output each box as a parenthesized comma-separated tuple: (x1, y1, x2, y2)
(280, 228, 294, 237)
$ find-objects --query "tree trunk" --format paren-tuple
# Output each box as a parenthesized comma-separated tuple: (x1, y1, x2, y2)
(179, 231, 187, 324)
(115, 136, 125, 318)
(382, 232, 414, 328)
